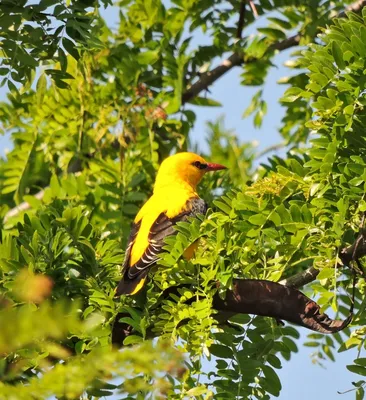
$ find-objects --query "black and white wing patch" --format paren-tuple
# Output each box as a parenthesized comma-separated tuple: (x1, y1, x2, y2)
(116, 198, 207, 295)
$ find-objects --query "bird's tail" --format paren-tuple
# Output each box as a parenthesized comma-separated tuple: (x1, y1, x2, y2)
(115, 274, 147, 296)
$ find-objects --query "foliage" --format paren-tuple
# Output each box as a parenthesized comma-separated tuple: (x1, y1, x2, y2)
(0, 294, 182, 399)
(1, 0, 366, 399)
(0, 0, 111, 94)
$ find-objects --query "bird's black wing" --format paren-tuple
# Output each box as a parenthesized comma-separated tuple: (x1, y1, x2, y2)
(116, 198, 207, 295)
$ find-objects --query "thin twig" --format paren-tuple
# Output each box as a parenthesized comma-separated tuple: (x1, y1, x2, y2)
(256, 141, 287, 159)
(3, 189, 46, 223)
(248, 0, 258, 18)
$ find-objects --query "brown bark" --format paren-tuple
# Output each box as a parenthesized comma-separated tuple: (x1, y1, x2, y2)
(213, 279, 351, 334)
(112, 277, 352, 345)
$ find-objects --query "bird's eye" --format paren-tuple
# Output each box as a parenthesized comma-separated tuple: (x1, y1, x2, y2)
(192, 161, 207, 170)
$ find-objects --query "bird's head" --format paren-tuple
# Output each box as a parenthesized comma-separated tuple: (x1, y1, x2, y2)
(154, 152, 227, 191)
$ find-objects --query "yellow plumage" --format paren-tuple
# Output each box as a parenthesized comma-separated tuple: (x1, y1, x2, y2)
(116, 152, 226, 295)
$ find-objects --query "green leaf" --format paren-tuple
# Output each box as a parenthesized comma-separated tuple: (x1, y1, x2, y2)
(122, 334, 143, 346)
(356, 387, 365, 400)
(243, 89, 262, 117)
(17, 48, 38, 67)
(123, 203, 139, 215)
(186, 386, 209, 396)
(0, 67, 9, 76)
(209, 344, 233, 359)
(258, 27, 286, 40)
(7, 80, 19, 96)
(36, 73, 47, 106)
(281, 87, 303, 103)
(248, 213, 266, 226)
(289, 204, 301, 222)
(39, 0, 60, 6)
(347, 365, 366, 377)
(87, 389, 113, 397)
(63, 38, 80, 61)
(310, 73, 328, 87)
(213, 200, 231, 214)
(331, 41, 345, 70)
(58, 48, 67, 72)
(267, 17, 292, 30)
(136, 50, 159, 65)
(261, 365, 282, 396)
(188, 97, 222, 107)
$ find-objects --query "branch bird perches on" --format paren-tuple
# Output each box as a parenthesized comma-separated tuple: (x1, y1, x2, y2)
(112, 214, 366, 345)
(112, 277, 352, 346)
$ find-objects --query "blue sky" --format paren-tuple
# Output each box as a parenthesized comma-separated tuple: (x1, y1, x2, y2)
(0, 3, 360, 399)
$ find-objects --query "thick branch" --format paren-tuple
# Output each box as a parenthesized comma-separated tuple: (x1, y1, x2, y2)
(213, 279, 351, 334)
(113, 232, 366, 345)
(112, 277, 351, 345)
(339, 229, 366, 266)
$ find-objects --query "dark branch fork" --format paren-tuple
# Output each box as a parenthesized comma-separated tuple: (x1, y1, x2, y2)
(182, 0, 366, 104)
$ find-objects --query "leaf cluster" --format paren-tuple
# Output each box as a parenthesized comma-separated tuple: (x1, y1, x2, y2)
(2, 1, 366, 399)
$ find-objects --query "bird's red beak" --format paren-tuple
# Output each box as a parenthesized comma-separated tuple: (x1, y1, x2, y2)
(206, 162, 227, 172)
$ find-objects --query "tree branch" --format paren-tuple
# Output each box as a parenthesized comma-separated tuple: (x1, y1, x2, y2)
(339, 228, 366, 267)
(113, 232, 366, 346)
(248, 0, 258, 18)
(182, 0, 364, 104)
(256, 141, 287, 159)
(213, 279, 351, 334)
(277, 228, 366, 289)
(279, 266, 319, 288)
(236, 0, 246, 39)
(112, 277, 351, 346)
(3, 189, 45, 223)
(181, 34, 301, 104)
(182, 53, 244, 104)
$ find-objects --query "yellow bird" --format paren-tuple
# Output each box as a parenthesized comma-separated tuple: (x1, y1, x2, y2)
(116, 152, 226, 295)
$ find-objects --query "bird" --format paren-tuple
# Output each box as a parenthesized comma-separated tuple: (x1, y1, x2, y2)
(116, 152, 227, 296)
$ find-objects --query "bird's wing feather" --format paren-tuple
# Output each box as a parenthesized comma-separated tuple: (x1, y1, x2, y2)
(121, 220, 141, 273)
(123, 198, 207, 280)
(127, 210, 188, 278)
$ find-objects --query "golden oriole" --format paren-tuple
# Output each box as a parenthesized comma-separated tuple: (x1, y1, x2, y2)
(116, 152, 226, 295)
